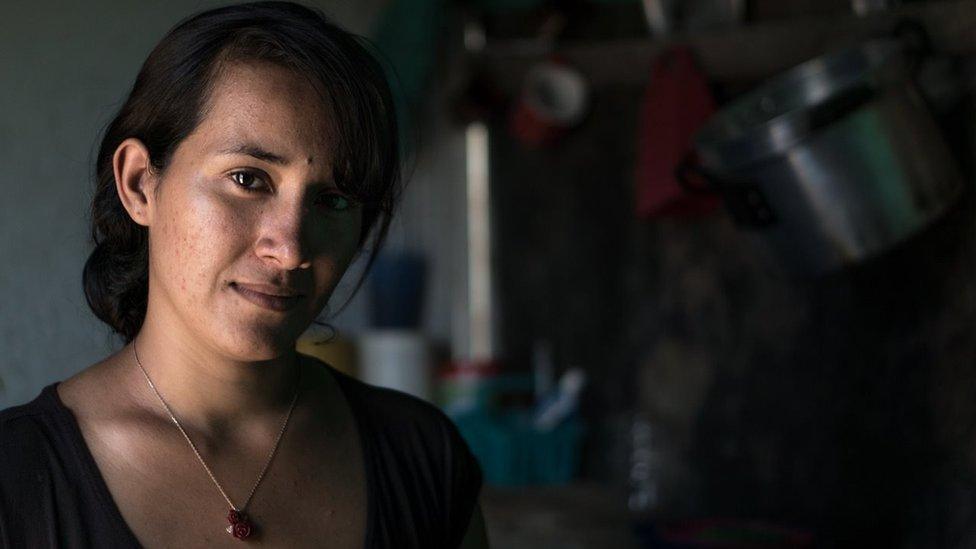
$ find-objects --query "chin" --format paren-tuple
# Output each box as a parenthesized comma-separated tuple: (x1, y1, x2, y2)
(219, 322, 304, 362)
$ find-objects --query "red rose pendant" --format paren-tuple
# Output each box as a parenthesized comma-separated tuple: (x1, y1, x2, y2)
(226, 509, 255, 540)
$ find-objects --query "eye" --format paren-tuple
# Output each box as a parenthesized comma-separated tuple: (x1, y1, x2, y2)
(229, 170, 268, 193)
(228, 171, 354, 212)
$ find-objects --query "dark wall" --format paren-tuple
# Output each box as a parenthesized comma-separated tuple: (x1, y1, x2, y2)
(488, 75, 976, 546)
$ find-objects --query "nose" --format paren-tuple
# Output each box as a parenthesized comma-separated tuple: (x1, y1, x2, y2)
(254, 197, 312, 271)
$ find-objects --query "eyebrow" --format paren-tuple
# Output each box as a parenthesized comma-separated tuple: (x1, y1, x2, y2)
(216, 141, 343, 190)
(217, 142, 291, 165)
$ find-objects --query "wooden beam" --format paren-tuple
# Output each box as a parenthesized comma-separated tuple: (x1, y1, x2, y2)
(474, 0, 976, 90)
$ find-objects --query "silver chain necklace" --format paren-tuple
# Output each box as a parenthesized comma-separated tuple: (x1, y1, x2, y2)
(132, 342, 300, 541)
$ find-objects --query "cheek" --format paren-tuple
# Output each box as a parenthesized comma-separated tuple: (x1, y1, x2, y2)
(325, 212, 362, 265)
(156, 180, 247, 296)
(310, 214, 363, 290)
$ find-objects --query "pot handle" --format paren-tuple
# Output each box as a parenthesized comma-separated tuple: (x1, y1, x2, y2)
(675, 152, 718, 194)
(675, 153, 778, 229)
(724, 185, 778, 228)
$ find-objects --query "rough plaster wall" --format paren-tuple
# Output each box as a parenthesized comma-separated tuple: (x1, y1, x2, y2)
(0, 0, 407, 409)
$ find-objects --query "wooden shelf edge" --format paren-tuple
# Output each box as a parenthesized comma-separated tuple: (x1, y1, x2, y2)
(472, 0, 976, 89)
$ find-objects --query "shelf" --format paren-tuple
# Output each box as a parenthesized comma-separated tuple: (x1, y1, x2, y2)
(481, 482, 638, 549)
(472, 0, 976, 90)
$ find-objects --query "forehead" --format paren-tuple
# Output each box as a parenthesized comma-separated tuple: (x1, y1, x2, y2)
(193, 61, 336, 165)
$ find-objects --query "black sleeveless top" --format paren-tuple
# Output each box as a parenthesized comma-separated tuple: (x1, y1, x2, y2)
(0, 364, 483, 548)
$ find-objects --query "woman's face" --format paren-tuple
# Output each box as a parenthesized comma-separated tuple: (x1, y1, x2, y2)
(142, 61, 361, 360)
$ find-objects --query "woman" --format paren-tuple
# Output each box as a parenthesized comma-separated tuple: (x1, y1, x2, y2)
(0, 2, 486, 548)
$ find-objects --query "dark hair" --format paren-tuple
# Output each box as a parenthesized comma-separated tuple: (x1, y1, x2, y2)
(83, 1, 401, 343)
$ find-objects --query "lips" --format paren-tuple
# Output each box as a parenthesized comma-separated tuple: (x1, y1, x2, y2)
(231, 282, 304, 312)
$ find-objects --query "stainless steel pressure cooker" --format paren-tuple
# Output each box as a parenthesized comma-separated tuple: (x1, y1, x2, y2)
(683, 41, 964, 274)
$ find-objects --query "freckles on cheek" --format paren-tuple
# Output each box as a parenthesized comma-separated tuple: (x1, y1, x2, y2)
(164, 213, 196, 296)
(168, 188, 232, 297)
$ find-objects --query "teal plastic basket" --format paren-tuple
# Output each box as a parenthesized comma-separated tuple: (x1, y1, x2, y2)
(453, 409, 584, 486)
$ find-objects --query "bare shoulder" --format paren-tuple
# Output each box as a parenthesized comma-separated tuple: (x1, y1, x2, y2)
(57, 351, 134, 420)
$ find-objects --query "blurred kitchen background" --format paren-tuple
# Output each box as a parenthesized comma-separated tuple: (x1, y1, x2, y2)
(6, 0, 976, 547)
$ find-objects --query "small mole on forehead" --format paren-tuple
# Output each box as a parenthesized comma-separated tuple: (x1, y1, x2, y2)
(306, 156, 314, 165)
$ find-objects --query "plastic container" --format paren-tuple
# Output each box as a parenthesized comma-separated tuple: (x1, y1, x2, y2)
(453, 408, 584, 486)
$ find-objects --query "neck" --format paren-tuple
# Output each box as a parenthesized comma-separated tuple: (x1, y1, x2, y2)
(128, 314, 301, 440)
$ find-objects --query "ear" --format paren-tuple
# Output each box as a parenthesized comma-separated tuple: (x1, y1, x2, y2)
(113, 138, 158, 227)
